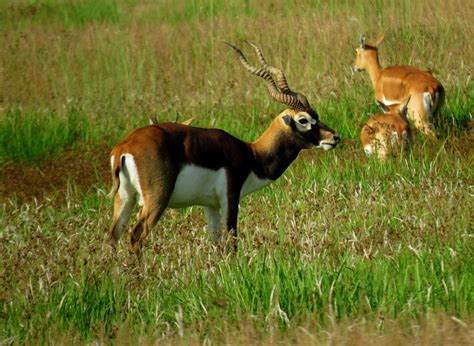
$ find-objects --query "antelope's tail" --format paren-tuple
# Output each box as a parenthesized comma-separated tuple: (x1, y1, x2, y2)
(423, 91, 442, 120)
(108, 155, 122, 199)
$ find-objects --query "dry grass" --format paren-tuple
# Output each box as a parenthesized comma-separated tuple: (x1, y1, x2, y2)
(1, 1, 472, 108)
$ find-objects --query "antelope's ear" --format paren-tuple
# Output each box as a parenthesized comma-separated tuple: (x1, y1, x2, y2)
(282, 114, 292, 126)
(359, 33, 366, 48)
(374, 34, 385, 47)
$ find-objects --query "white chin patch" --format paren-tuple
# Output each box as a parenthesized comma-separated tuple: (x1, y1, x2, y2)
(318, 142, 335, 151)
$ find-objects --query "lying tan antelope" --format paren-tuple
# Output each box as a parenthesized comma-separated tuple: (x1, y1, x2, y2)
(108, 42, 340, 255)
(353, 33, 444, 138)
(361, 97, 412, 161)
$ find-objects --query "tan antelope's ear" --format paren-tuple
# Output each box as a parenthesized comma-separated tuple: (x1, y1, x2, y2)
(373, 34, 385, 47)
(359, 33, 366, 48)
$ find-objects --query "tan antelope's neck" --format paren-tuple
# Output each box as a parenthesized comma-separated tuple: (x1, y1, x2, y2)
(364, 51, 383, 90)
(250, 116, 301, 180)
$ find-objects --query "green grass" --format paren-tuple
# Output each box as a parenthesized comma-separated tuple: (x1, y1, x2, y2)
(3, 246, 472, 342)
(0, 0, 473, 343)
(0, 0, 121, 28)
(0, 105, 89, 163)
(1, 143, 472, 342)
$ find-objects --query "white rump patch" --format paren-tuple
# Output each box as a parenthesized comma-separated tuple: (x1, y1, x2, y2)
(120, 153, 144, 206)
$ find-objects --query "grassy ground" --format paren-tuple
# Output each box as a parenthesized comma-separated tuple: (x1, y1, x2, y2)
(0, 0, 473, 344)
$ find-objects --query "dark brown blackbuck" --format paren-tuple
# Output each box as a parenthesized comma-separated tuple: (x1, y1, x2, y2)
(353, 33, 444, 138)
(108, 42, 340, 255)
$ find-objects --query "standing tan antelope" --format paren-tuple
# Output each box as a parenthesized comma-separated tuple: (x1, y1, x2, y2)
(361, 97, 412, 161)
(353, 33, 444, 138)
(108, 42, 340, 255)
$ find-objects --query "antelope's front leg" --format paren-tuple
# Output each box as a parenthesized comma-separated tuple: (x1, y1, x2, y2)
(215, 188, 239, 251)
(204, 207, 222, 243)
(225, 183, 242, 252)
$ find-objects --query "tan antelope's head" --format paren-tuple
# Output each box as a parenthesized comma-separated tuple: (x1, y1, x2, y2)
(226, 41, 340, 150)
(353, 33, 385, 72)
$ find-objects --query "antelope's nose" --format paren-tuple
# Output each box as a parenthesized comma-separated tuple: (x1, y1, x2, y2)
(334, 135, 341, 144)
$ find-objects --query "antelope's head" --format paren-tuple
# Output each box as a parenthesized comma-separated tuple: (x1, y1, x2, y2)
(353, 33, 384, 72)
(226, 41, 340, 150)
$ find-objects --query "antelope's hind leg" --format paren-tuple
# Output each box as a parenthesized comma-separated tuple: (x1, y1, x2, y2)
(129, 168, 178, 256)
(129, 203, 168, 256)
(409, 96, 437, 139)
(109, 175, 137, 248)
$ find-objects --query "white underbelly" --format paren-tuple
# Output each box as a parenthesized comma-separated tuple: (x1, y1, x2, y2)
(167, 165, 273, 209)
(168, 165, 227, 208)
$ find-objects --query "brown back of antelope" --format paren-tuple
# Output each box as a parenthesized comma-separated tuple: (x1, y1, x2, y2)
(354, 33, 445, 138)
(361, 100, 412, 161)
(108, 43, 339, 256)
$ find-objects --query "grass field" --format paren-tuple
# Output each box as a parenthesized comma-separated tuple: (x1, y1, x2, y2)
(0, 0, 473, 344)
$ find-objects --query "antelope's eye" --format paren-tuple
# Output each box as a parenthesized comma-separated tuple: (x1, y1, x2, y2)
(298, 118, 309, 125)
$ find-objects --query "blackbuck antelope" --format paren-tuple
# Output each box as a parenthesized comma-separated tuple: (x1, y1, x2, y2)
(108, 42, 339, 255)
(361, 97, 412, 161)
(354, 33, 445, 138)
